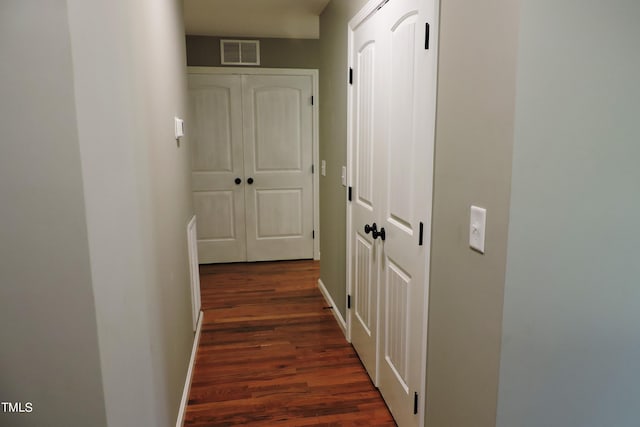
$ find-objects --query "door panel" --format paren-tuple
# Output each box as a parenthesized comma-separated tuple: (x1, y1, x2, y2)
(255, 189, 303, 237)
(189, 74, 246, 263)
(353, 232, 376, 378)
(254, 88, 303, 171)
(388, 13, 418, 230)
(377, 0, 434, 425)
(355, 236, 373, 335)
(384, 259, 410, 392)
(350, 16, 383, 384)
(190, 86, 234, 172)
(243, 75, 314, 261)
(356, 42, 376, 207)
(193, 191, 236, 240)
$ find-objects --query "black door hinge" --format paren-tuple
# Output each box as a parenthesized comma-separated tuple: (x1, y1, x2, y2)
(418, 222, 424, 246)
(348, 186, 353, 201)
(414, 392, 419, 414)
(375, 0, 390, 11)
(311, 95, 314, 105)
(312, 164, 315, 174)
(425, 22, 430, 50)
(312, 230, 315, 239)
(347, 295, 351, 309)
(349, 67, 353, 85)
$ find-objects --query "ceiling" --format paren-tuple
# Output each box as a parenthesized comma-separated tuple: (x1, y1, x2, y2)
(184, 0, 331, 39)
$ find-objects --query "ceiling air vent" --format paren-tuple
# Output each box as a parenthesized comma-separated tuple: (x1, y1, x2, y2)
(220, 40, 260, 66)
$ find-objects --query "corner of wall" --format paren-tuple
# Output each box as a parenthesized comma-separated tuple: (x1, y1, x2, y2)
(317, 0, 369, 324)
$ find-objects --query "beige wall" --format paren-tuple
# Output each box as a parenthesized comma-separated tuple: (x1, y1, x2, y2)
(497, 1, 640, 426)
(0, 1, 107, 426)
(67, 0, 194, 424)
(318, 0, 367, 318)
(425, 0, 520, 425)
(186, 35, 320, 69)
(0, 0, 194, 425)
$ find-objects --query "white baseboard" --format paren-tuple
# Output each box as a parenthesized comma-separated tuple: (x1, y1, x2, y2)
(176, 310, 203, 427)
(317, 279, 347, 335)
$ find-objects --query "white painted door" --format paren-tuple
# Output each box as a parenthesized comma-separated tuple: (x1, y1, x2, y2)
(349, 13, 386, 384)
(348, 0, 438, 425)
(376, 0, 436, 424)
(242, 75, 315, 262)
(189, 74, 247, 263)
(189, 72, 315, 263)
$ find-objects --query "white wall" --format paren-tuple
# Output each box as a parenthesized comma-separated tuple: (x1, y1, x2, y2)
(498, 1, 640, 426)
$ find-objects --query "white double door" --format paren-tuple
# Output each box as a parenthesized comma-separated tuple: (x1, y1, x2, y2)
(189, 72, 315, 263)
(348, 0, 438, 425)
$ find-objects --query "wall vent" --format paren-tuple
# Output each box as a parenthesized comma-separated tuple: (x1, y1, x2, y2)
(220, 39, 260, 66)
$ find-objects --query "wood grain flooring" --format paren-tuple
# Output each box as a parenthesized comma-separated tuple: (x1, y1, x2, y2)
(184, 260, 395, 426)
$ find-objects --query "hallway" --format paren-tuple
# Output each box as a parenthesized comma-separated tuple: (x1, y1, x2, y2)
(184, 261, 395, 426)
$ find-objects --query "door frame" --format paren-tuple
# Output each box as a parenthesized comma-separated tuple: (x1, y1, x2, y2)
(187, 67, 320, 261)
(345, 0, 439, 424)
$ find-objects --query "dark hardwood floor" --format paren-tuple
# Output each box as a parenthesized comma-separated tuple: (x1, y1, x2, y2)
(184, 260, 396, 426)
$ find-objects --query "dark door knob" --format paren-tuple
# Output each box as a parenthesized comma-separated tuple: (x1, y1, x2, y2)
(364, 223, 377, 234)
(234, 177, 242, 185)
(247, 177, 254, 185)
(372, 227, 386, 241)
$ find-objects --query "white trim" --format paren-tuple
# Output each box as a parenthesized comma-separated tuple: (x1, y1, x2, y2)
(348, 0, 388, 30)
(187, 67, 320, 261)
(311, 72, 320, 261)
(188, 66, 315, 77)
(175, 311, 203, 427)
(345, 6, 356, 344)
(187, 215, 201, 331)
(418, 1, 440, 424)
(317, 279, 347, 336)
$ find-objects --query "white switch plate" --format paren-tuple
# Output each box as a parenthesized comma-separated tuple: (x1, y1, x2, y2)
(321, 160, 326, 176)
(174, 117, 184, 139)
(341, 166, 347, 186)
(469, 205, 487, 254)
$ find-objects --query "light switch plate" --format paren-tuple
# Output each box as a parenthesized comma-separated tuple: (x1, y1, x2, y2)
(174, 117, 184, 139)
(321, 160, 326, 176)
(469, 205, 486, 254)
(341, 166, 347, 187)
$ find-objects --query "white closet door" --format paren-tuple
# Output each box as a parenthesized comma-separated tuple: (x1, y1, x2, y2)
(189, 74, 247, 263)
(242, 75, 314, 262)
(348, 0, 438, 424)
(349, 15, 386, 384)
(376, 0, 436, 425)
